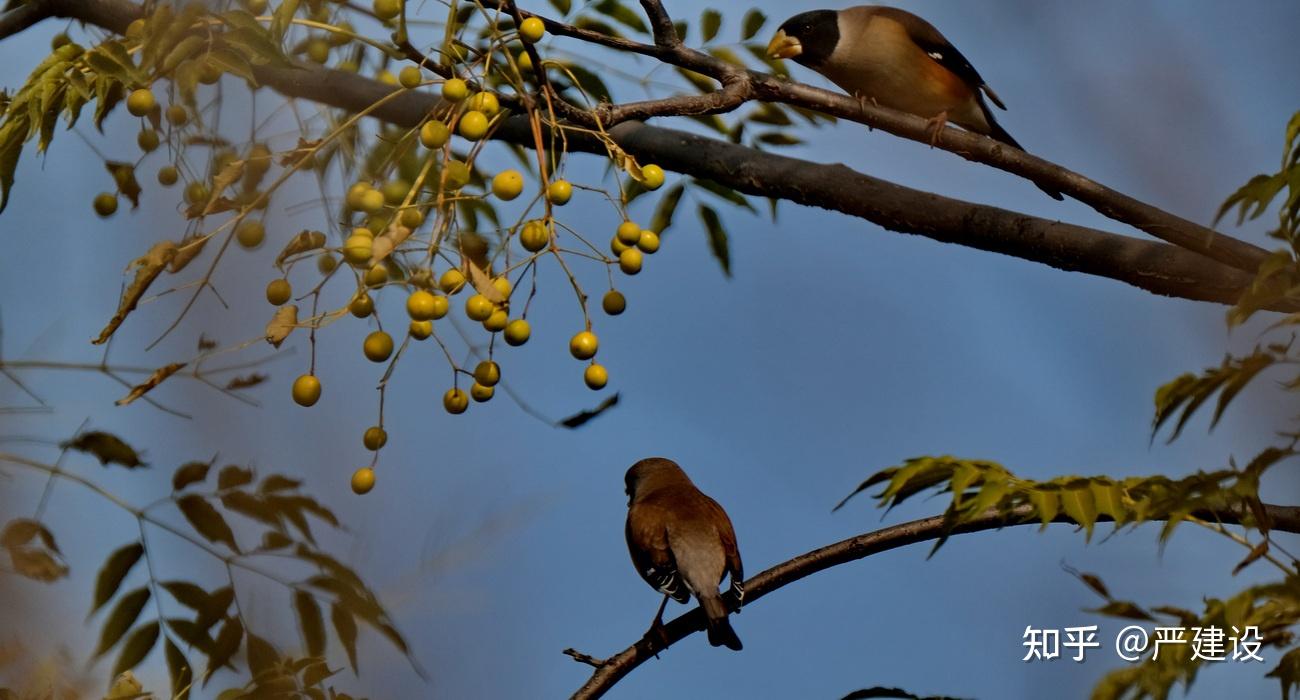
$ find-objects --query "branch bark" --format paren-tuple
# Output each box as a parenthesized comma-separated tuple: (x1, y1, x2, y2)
(568, 502, 1300, 700)
(21, 0, 1282, 308)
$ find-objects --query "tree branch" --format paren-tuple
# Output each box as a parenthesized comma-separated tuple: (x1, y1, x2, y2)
(568, 502, 1300, 700)
(0, 2, 52, 41)
(28, 0, 1280, 308)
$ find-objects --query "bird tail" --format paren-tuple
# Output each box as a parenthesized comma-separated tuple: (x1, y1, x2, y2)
(978, 97, 1065, 201)
(700, 594, 742, 651)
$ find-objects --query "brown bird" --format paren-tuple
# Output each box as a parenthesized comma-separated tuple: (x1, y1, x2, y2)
(624, 458, 744, 650)
(767, 6, 1063, 200)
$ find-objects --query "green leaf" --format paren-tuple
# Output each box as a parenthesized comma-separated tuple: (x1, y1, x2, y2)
(1265, 647, 1300, 700)
(203, 617, 243, 684)
(331, 602, 359, 673)
(756, 132, 803, 147)
(649, 182, 685, 235)
(177, 494, 239, 552)
(1026, 486, 1060, 530)
(740, 10, 766, 40)
(259, 474, 302, 493)
(271, 0, 300, 41)
(295, 592, 326, 657)
(592, 0, 648, 34)
(96, 587, 151, 657)
(698, 204, 731, 276)
(1059, 483, 1098, 542)
(113, 620, 160, 676)
(105, 161, 141, 209)
(560, 63, 613, 103)
(692, 178, 756, 213)
(0, 120, 24, 214)
(165, 639, 193, 700)
(700, 9, 722, 42)
(1087, 601, 1155, 622)
(549, 0, 572, 15)
(245, 632, 279, 678)
(162, 580, 210, 612)
(93, 542, 144, 613)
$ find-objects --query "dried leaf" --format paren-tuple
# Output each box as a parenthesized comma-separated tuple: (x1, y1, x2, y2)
(94, 241, 178, 344)
(464, 256, 504, 304)
(265, 304, 298, 348)
(104, 161, 142, 208)
(275, 229, 326, 268)
(116, 362, 187, 406)
(217, 465, 254, 490)
(170, 235, 208, 273)
(172, 461, 211, 491)
(225, 373, 267, 390)
(62, 431, 145, 468)
(559, 393, 619, 428)
(9, 547, 69, 581)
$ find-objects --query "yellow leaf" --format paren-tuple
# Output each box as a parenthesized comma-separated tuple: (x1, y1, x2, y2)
(265, 305, 297, 348)
(93, 241, 177, 344)
(115, 362, 186, 406)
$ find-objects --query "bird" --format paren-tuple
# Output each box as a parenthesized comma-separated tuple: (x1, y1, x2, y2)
(767, 6, 1063, 200)
(624, 457, 744, 650)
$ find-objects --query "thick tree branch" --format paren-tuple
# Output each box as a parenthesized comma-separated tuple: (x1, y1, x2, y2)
(0, 2, 52, 41)
(568, 502, 1300, 700)
(27, 0, 1279, 308)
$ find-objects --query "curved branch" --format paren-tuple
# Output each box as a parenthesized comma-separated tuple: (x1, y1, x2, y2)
(31, 0, 1278, 308)
(568, 502, 1300, 700)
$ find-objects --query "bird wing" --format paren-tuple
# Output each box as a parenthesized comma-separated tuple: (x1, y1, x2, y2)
(701, 495, 744, 606)
(873, 7, 1008, 111)
(626, 502, 690, 603)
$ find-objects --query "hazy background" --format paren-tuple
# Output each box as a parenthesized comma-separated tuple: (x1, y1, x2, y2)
(2, 1, 1298, 698)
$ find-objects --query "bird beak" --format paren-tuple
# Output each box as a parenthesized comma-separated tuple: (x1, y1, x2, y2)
(766, 30, 803, 60)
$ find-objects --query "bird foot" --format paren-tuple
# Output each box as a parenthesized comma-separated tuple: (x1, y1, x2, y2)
(640, 618, 671, 657)
(925, 111, 949, 147)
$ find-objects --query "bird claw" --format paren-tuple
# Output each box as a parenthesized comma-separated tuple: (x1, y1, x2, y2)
(641, 617, 671, 656)
(925, 111, 949, 147)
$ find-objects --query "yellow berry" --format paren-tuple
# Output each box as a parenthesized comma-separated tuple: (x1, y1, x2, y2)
(399, 65, 422, 88)
(406, 290, 438, 320)
(602, 290, 626, 315)
(443, 160, 471, 190)
(349, 293, 374, 318)
(470, 382, 495, 402)
(584, 363, 608, 390)
(266, 278, 292, 305)
(459, 110, 489, 140)
(126, 88, 156, 117)
(359, 187, 385, 213)
(306, 38, 330, 64)
(184, 181, 209, 205)
(474, 360, 500, 387)
(93, 193, 118, 217)
(442, 78, 469, 102)
(317, 253, 338, 274)
(343, 235, 373, 264)
(616, 220, 641, 245)
(492, 170, 524, 200)
(137, 128, 160, 152)
(440, 268, 467, 294)
(292, 374, 321, 406)
(569, 330, 598, 360)
(519, 17, 545, 43)
(399, 208, 424, 228)
(363, 331, 394, 362)
(409, 320, 433, 340)
(381, 179, 410, 205)
(492, 277, 512, 298)
(235, 220, 265, 249)
(467, 92, 499, 116)
(157, 166, 179, 186)
(363, 426, 388, 450)
(346, 182, 371, 209)
(641, 164, 665, 190)
(373, 0, 402, 20)
(483, 308, 508, 332)
(637, 230, 660, 254)
(364, 261, 387, 286)
(443, 388, 469, 414)
(351, 467, 376, 495)
(515, 50, 533, 73)
(547, 179, 572, 205)
(520, 220, 549, 252)
(465, 294, 494, 321)
(420, 120, 450, 149)
(610, 236, 630, 256)
(504, 319, 531, 346)
(165, 104, 188, 125)
(619, 248, 643, 275)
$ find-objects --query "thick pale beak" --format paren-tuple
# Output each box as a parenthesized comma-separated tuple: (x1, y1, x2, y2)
(766, 30, 803, 60)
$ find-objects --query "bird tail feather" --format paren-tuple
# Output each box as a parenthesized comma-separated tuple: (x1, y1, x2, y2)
(979, 97, 1065, 201)
(700, 594, 742, 651)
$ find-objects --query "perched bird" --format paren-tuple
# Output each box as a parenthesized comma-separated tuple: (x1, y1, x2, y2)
(767, 6, 1063, 200)
(624, 457, 744, 650)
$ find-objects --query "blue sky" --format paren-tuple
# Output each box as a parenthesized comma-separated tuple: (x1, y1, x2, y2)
(2, 1, 1299, 698)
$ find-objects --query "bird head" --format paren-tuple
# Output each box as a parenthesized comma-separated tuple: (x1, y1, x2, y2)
(767, 10, 839, 68)
(625, 457, 691, 505)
